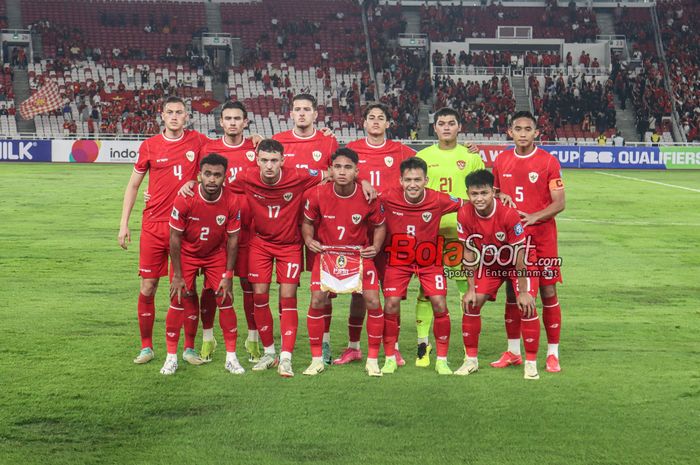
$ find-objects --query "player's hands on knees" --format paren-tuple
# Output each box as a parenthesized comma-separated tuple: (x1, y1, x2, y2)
(217, 278, 233, 302)
(359, 245, 378, 258)
(170, 275, 187, 304)
(517, 293, 536, 318)
(306, 239, 324, 254)
(178, 180, 197, 197)
(499, 193, 516, 208)
(118, 226, 131, 250)
(462, 289, 477, 313)
(360, 180, 377, 202)
(143, 190, 151, 204)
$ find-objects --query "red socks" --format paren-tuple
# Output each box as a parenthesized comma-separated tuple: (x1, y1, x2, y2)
(521, 314, 541, 362)
(323, 302, 332, 334)
(462, 305, 482, 358)
(253, 293, 274, 348)
(307, 306, 325, 357)
(348, 315, 364, 343)
(541, 295, 562, 344)
(137, 293, 155, 349)
(242, 290, 256, 331)
(200, 288, 217, 331)
(505, 301, 521, 339)
(183, 295, 199, 350)
(433, 311, 451, 358)
(383, 313, 399, 357)
(279, 297, 298, 354)
(217, 295, 238, 352)
(165, 302, 184, 354)
(366, 306, 384, 359)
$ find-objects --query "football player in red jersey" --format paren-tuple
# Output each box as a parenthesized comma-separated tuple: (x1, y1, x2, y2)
(457, 169, 541, 380)
(380, 157, 462, 375)
(274, 93, 339, 364)
(118, 96, 209, 366)
(491, 111, 565, 373)
(163, 153, 243, 375)
(334, 103, 416, 366)
(302, 148, 387, 377)
(198, 101, 261, 363)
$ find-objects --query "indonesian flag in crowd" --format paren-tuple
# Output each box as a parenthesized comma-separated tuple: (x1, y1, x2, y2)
(191, 97, 220, 114)
(320, 247, 363, 294)
(19, 80, 62, 119)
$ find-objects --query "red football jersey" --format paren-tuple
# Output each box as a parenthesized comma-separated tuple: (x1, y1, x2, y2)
(381, 187, 462, 244)
(134, 130, 209, 223)
(273, 129, 338, 170)
(457, 202, 529, 266)
(304, 183, 385, 247)
(492, 146, 564, 225)
(201, 136, 257, 185)
(346, 138, 416, 193)
(232, 166, 323, 245)
(169, 186, 241, 258)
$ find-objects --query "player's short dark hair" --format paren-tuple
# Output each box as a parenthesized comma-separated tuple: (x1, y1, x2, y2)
(292, 93, 317, 110)
(465, 169, 494, 189)
(256, 138, 284, 156)
(511, 110, 537, 127)
(221, 100, 248, 119)
(162, 96, 186, 110)
(200, 153, 228, 170)
(331, 148, 359, 165)
(400, 157, 428, 176)
(434, 107, 461, 124)
(363, 102, 391, 120)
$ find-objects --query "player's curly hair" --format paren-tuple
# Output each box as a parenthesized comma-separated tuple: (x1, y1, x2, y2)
(200, 153, 228, 170)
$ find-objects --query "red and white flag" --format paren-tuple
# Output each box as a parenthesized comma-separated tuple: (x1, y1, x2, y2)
(320, 246, 363, 294)
(19, 80, 62, 120)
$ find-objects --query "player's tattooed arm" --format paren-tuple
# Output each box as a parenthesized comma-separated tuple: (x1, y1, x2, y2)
(302, 218, 323, 253)
(118, 170, 146, 249)
(518, 188, 565, 226)
(360, 179, 377, 202)
(360, 223, 386, 258)
(514, 247, 536, 318)
(169, 228, 187, 304)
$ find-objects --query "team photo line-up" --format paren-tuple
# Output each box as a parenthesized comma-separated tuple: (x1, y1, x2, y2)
(118, 93, 565, 380)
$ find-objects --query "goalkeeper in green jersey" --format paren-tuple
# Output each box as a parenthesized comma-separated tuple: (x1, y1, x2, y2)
(413, 107, 485, 367)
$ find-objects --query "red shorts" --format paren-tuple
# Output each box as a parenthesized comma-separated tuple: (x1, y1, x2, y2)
(175, 251, 226, 293)
(383, 264, 447, 298)
(374, 250, 387, 283)
(475, 267, 539, 301)
(528, 221, 562, 286)
(139, 221, 170, 278)
(304, 246, 316, 273)
(247, 237, 302, 284)
(234, 242, 249, 278)
(310, 253, 380, 292)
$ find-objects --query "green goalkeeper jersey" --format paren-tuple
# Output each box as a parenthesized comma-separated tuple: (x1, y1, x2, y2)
(416, 144, 485, 239)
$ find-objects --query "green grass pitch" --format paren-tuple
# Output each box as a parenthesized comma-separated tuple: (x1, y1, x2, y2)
(0, 165, 698, 465)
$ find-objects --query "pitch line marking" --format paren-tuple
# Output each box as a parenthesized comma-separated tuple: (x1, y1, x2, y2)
(595, 171, 700, 193)
(558, 217, 700, 227)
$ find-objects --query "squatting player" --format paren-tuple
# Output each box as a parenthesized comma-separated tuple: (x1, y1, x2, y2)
(457, 169, 541, 380)
(414, 107, 484, 367)
(380, 157, 462, 376)
(491, 111, 565, 373)
(118, 96, 208, 366)
(164, 154, 242, 375)
(302, 148, 386, 377)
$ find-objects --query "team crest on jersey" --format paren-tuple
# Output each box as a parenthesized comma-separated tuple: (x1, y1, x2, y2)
(246, 150, 256, 162)
(456, 160, 466, 170)
(312, 150, 322, 162)
(529, 172, 539, 183)
(171, 207, 179, 220)
(351, 214, 362, 224)
(216, 215, 226, 226)
(283, 192, 293, 202)
(384, 156, 394, 167)
(185, 150, 195, 162)
(336, 255, 347, 268)
(495, 231, 506, 241)
(422, 212, 432, 222)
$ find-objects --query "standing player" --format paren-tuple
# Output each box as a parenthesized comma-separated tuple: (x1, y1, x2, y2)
(334, 103, 416, 366)
(380, 157, 462, 375)
(163, 154, 243, 375)
(198, 101, 260, 363)
(457, 169, 541, 380)
(491, 111, 565, 373)
(273, 93, 339, 364)
(413, 107, 484, 367)
(302, 148, 386, 377)
(118, 96, 209, 365)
